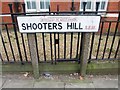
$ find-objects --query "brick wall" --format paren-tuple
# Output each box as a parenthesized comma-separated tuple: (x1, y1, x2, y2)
(107, 1, 119, 11)
(1, 2, 24, 23)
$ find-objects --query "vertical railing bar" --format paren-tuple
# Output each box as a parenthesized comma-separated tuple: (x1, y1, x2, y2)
(54, 33, 57, 64)
(95, 2, 100, 15)
(1, 31, 10, 61)
(88, 33, 94, 60)
(76, 32, 80, 58)
(76, 7, 80, 60)
(34, 33, 40, 62)
(8, 4, 23, 64)
(22, 4, 26, 15)
(79, 33, 83, 60)
(108, 12, 120, 59)
(42, 33, 46, 62)
(22, 3, 31, 62)
(17, 12, 28, 62)
(14, 7, 28, 62)
(50, 33, 53, 63)
(96, 22, 104, 59)
(15, 11, 28, 62)
(58, 33, 60, 59)
(20, 33, 28, 62)
(71, 0, 75, 11)
(64, 32, 66, 59)
(70, 33, 73, 59)
(114, 39, 120, 58)
(70, 0, 75, 59)
(0, 53, 3, 61)
(53, 6, 58, 64)
(49, 5, 53, 64)
(102, 22, 111, 59)
(57, 5, 60, 59)
(5, 24, 16, 61)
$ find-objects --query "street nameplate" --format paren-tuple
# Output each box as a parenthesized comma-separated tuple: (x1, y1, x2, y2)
(17, 15, 101, 33)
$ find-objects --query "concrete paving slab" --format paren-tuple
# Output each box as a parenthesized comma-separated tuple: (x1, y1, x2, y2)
(2, 79, 34, 88)
(0, 77, 2, 89)
(1, 78, 7, 86)
(34, 80, 65, 88)
(65, 83, 94, 88)
(93, 79, 118, 88)
(65, 89, 95, 90)
(0, 76, 8, 90)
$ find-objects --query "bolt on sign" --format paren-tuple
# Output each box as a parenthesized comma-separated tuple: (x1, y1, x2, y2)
(17, 15, 101, 33)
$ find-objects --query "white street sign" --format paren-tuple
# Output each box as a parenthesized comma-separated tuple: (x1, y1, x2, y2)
(17, 15, 101, 33)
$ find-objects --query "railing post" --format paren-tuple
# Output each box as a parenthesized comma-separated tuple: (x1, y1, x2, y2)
(22, 4, 39, 79)
(80, 2, 100, 77)
(80, 2, 90, 77)
(27, 34, 40, 79)
(80, 33, 91, 76)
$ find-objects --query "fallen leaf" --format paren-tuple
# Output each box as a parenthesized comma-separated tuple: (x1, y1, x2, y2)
(79, 76, 83, 80)
(24, 72, 29, 77)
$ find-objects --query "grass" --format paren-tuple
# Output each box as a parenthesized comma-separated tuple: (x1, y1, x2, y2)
(0, 30, 119, 62)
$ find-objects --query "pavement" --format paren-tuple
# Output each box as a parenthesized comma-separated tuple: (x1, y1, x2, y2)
(0, 72, 118, 89)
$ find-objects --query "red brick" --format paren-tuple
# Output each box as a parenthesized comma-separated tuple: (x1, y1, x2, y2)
(107, 2, 119, 11)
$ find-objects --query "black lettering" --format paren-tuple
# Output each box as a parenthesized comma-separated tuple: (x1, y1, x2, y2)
(58, 23, 62, 30)
(75, 23, 78, 29)
(48, 23, 52, 30)
(38, 23, 43, 29)
(67, 23, 72, 29)
(53, 23, 57, 29)
(79, 23, 83, 29)
(32, 23, 37, 30)
(43, 23, 47, 29)
(73, 23, 75, 29)
(26, 23, 32, 30)
(22, 23, 26, 30)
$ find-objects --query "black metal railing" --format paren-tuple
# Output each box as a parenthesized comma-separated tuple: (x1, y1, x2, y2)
(0, 2, 120, 65)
